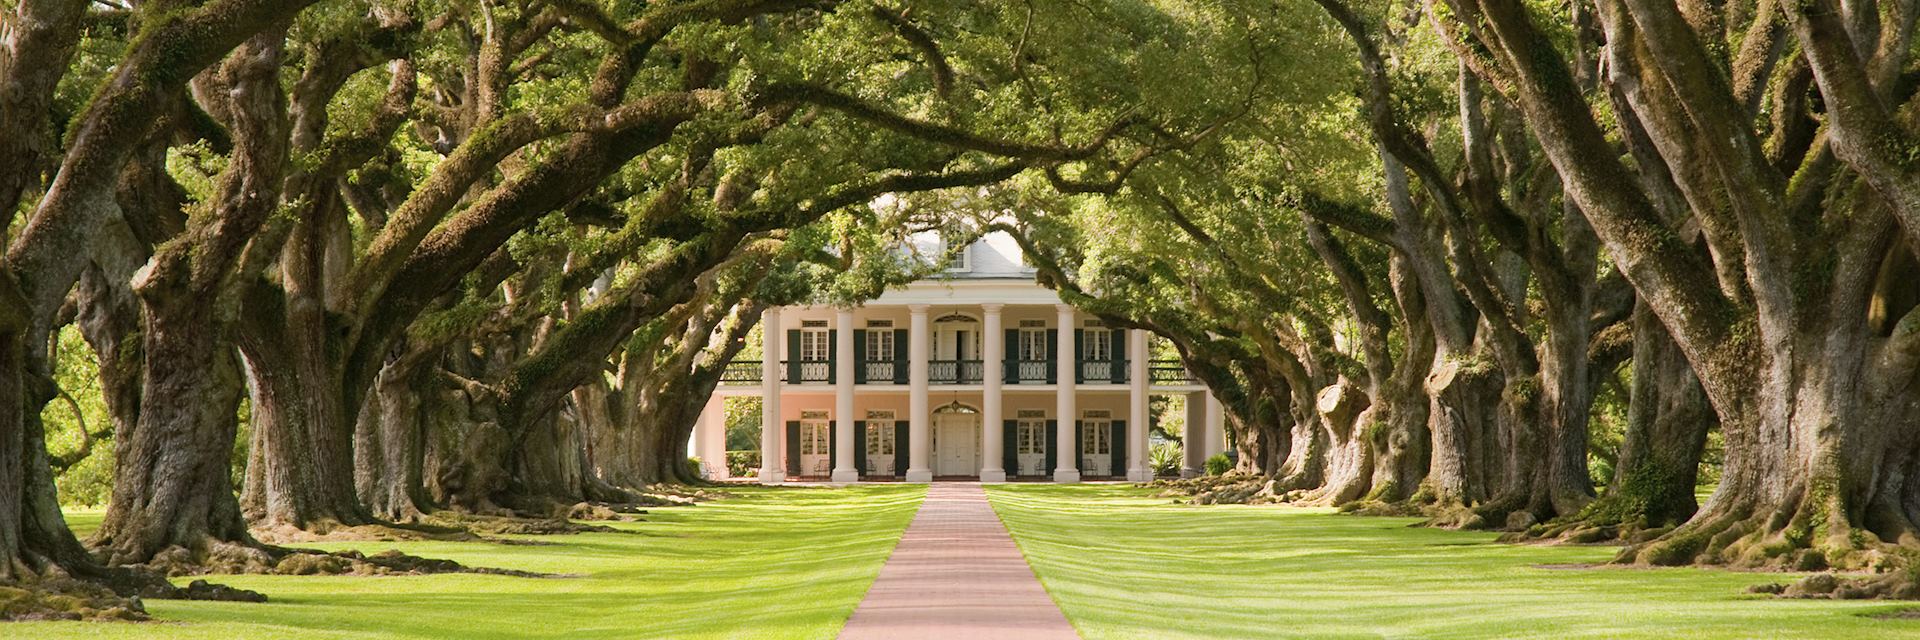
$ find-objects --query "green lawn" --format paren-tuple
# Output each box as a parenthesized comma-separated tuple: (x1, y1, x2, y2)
(15, 484, 924, 640)
(988, 484, 1920, 640)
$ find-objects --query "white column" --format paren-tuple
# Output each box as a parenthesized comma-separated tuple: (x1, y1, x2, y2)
(906, 304, 933, 482)
(832, 308, 859, 483)
(1206, 389, 1227, 459)
(1126, 329, 1152, 482)
(694, 397, 728, 479)
(1053, 304, 1080, 483)
(1183, 390, 1205, 477)
(980, 304, 1007, 482)
(759, 308, 784, 484)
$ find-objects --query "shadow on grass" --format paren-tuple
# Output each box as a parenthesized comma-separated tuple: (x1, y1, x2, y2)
(24, 484, 925, 640)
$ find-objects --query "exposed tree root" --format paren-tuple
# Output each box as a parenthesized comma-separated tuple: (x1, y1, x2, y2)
(1338, 499, 1424, 517)
(1, 565, 270, 622)
(1748, 567, 1920, 600)
(107, 531, 562, 581)
(1419, 498, 1492, 530)
(1148, 473, 1284, 505)
(0, 578, 147, 622)
(418, 508, 631, 536)
(247, 518, 480, 545)
(1502, 512, 1677, 546)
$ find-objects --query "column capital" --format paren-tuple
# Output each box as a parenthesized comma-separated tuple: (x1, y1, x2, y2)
(980, 303, 1005, 313)
(908, 304, 931, 314)
(1054, 303, 1076, 314)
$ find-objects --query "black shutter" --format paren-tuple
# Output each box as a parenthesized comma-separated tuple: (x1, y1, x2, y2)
(827, 331, 838, 384)
(893, 329, 909, 384)
(828, 421, 837, 471)
(1113, 330, 1128, 383)
(854, 421, 867, 476)
(1045, 332, 1058, 384)
(1074, 328, 1085, 384)
(1112, 420, 1127, 477)
(1046, 419, 1059, 474)
(1003, 420, 1020, 477)
(785, 421, 801, 476)
(894, 421, 910, 476)
(786, 330, 802, 384)
(1005, 329, 1020, 382)
(854, 331, 868, 384)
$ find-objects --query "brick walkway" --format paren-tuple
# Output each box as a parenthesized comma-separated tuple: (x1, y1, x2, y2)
(838, 483, 1080, 640)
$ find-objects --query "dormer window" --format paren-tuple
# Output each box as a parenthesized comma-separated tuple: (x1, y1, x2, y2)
(940, 231, 971, 272)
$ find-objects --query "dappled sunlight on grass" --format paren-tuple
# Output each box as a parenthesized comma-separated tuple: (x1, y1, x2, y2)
(989, 484, 1920, 640)
(16, 485, 923, 640)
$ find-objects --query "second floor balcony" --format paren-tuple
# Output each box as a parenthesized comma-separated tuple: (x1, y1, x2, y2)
(720, 357, 1196, 387)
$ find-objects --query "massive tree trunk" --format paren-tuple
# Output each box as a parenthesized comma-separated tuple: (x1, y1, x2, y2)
(1422, 354, 1505, 524)
(92, 28, 288, 566)
(1367, 258, 1436, 503)
(1306, 383, 1373, 504)
(1534, 280, 1601, 518)
(91, 300, 254, 568)
(0, 326, 102, 580)
(1549, 304, 1715, 541)
(1233, 373, 1293, 475)
(356, 345, 440, 522)
(239, 340, 374, 533)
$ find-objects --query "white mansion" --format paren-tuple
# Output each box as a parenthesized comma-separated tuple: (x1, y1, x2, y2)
(689, 231, 1227, 483)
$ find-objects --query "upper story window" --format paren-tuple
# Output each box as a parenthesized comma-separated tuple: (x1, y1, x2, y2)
(1018, 320, 1048, 361)
(799, 322, 830, 362)
(866, 326, 895, 362)
(1084, 325, 1113, 361)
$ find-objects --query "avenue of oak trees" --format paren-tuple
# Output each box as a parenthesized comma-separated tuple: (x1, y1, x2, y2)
(0, 0, 1241, 617)
(995, 0, 1920, 598)
(6, 0, 1920, 621)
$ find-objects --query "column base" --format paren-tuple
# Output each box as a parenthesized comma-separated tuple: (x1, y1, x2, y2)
(979, 469, 1008, 483)
(1125, 468, 1154, 483)
(1180, 467, 1201, 479)
(1053, 469, 1081, 483)
(830, 469, 860, 484)
(759, 469, 785, 485)
(905, 468, 934, 483)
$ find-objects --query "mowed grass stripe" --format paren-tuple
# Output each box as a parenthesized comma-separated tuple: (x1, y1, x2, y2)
(988, 483, 1920, 640)
(17, 484, 924, 640)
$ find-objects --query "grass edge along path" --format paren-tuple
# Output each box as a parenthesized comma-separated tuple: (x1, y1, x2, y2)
(13, 484, 925, 640)
(987, 483, 1920, 640)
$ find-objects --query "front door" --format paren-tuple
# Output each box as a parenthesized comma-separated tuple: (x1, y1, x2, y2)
(1081, 418, 1113, 476)
(934, 414, 978, 476)
(1016, 418, 1047, 476)
(799, 420, 830, 477)
(864, 420, 896, 476)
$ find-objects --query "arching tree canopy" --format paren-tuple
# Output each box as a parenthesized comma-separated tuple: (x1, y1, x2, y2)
(6, 0, 1920, 619)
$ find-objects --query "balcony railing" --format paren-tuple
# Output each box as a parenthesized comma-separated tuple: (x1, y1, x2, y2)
(863, 361, 898, 383)
(721, 360, 764, 385)
(1079, 360, 1120, 383)
(794, 360, 831, 384)
(1150, 359, 1196, 384)
(718, 358, 1198, 386)
(929, 360, 984, 384)
(1012, 359, 1050, 384)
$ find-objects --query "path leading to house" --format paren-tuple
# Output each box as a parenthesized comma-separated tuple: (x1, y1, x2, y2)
(838, 483, 1080, 640)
